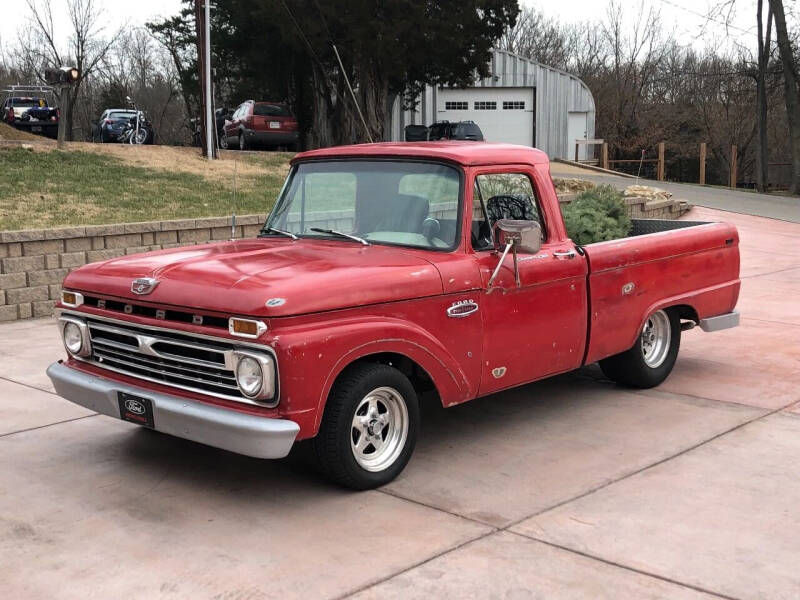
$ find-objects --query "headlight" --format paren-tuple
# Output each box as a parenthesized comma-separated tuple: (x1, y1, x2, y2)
(233, 351, 276, 403)
(58, 317, 91, 357)
(63, 321, 83, 354)
(236, 356, 264, 397)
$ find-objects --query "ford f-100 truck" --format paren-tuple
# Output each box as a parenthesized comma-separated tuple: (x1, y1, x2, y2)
(47, 142, 740, 489)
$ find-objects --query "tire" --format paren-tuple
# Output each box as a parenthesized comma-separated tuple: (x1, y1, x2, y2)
(313, 363, 419, 490)
(219, 132, 228, 149)
(599, 308, 681, 388)
(239, 132, 248, 151)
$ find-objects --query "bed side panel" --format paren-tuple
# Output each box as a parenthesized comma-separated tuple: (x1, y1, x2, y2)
(583, 222, 740, 365)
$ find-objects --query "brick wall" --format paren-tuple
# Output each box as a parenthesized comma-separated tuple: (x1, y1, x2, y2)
(0, 214, 267, 323)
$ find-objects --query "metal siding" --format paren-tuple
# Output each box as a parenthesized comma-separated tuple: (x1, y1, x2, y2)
(389, 49, 595, 159)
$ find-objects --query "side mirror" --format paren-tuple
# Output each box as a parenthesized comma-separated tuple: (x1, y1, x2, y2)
(493, 219, 542, 254)
(488, 219, 543, 290)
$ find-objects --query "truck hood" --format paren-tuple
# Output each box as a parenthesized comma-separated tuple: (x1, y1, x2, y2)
(63, 239, 443, 317)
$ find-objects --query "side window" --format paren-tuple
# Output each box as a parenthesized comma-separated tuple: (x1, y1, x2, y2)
(471, 173, 544, 251)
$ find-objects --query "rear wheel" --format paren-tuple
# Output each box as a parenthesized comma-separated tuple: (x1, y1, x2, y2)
(313, 363, 418, 490)
(599, 308, 680, 388)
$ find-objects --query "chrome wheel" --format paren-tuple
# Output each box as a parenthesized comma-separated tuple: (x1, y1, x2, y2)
(350, 386, 408, 472)
(641, 310, 672, 368)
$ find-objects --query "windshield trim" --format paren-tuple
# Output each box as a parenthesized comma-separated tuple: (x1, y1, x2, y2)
(262, 158, 465, 253)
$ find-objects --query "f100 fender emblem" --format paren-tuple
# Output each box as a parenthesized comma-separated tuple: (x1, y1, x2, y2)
(447, 299, 478, 318)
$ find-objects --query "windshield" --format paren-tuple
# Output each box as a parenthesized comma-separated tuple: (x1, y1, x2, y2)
(265, 160, 462, 250)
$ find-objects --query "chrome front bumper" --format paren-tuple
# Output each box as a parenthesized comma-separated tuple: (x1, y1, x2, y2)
(46, 361, 299, 459)
(699, 311, 740, 332)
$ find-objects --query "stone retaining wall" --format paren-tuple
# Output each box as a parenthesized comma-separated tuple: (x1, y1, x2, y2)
(0, 214, 267, 323)
(557, 194, 691, 219)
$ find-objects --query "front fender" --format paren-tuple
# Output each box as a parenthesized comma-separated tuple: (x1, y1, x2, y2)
(272, 314, 477, 439)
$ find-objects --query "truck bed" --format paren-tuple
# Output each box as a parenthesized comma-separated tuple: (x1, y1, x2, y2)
(581, 219, 740, 364)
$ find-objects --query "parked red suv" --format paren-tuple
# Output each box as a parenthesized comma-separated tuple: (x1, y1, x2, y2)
(222, 100, 299, 151)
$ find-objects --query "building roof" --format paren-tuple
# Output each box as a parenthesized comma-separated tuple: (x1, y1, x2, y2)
(293, 141, 550, 166)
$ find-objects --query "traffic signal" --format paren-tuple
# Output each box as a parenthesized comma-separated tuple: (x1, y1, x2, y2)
(44, 66, 80, 85)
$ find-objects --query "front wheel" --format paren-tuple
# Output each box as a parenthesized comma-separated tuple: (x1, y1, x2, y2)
(313, 363, 419, 490)
(599, 308, 681, 388)
(131, 128, 148, 144)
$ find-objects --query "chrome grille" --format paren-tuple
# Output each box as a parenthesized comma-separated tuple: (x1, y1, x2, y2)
(86, 319, 246, 401)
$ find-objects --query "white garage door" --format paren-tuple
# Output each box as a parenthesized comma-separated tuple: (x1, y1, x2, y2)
(437, 87, 535, 146)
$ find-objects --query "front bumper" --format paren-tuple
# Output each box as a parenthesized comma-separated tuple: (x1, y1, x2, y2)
(46, 361, 299, 459)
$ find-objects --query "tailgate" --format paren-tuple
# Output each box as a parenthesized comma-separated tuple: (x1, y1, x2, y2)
(582, 220, 740, 364)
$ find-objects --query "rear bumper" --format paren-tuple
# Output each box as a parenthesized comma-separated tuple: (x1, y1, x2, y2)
(699, 311, 740, 332)
(46, 361, 299, 459)
(245, 129, 298, 146)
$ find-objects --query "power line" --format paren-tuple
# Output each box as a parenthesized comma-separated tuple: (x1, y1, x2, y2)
(653, 0, 755, 36)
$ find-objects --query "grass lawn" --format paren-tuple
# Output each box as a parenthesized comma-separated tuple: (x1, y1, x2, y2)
(0, 145, 292, 231)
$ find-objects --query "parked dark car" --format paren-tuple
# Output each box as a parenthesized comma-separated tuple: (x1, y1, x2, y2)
(222, 100, 298, 150)
(427, 120, 484, 141)
(94, 109, 153, 144)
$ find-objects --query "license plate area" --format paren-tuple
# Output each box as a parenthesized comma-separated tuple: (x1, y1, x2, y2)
(269, 121, 280, 129)
(31, 126, 42, 132)
(117, 392, 155, 428)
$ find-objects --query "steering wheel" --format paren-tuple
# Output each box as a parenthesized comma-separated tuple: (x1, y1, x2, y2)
(421, 217, 441, 243)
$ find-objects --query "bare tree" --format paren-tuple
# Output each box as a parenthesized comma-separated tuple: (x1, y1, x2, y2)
(755, 0, 774, 192)
(498, 7, 572, 70)
(15, 0, 120, 141)
(768, 0, 800, 194)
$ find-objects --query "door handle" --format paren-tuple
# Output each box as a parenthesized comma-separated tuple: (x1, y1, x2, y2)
(553, 250, 577, 260)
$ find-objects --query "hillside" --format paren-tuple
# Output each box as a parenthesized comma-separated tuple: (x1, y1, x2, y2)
(0, 142, 293, 231)
(0, 121, 42, 141)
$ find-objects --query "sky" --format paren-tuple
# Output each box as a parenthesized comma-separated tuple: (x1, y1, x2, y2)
(0, 0, 764, 54)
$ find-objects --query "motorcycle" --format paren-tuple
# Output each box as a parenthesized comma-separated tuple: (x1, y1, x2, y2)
(118, 95, 152, 145)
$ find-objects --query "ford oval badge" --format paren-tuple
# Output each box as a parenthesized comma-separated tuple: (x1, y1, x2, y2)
(131, 277, 159, 295)
(124, 399, 146, 414)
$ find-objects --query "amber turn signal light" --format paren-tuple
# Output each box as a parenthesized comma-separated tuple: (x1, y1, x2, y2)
(228, 317, 267, 339)
(60, 290, 84, 308)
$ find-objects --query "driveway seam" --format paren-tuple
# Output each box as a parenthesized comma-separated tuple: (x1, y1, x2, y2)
(377, 487, 496, 530)
(0, 375, 57, 396)
(0, 414, 98, 439)
(334, 528, 497, 600)
(508, 531, 739, 600)
(740, 316, 800, 328)
(740, 265, 800, 279)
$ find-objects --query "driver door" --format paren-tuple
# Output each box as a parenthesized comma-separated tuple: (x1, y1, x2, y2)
(471, 169, 588, 395)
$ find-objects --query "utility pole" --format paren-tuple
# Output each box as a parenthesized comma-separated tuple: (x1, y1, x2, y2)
(204, 0, 213, 160)
(195, 0, 215, 159)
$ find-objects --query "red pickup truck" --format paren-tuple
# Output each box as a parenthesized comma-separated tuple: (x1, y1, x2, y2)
(47, 142, 740, 489)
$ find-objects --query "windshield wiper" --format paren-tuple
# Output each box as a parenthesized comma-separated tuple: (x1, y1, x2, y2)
(260, 227, 298, 240)
(310, 228, 370, 246)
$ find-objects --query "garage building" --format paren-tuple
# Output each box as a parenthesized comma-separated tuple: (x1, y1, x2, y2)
(387, 49, 596, 160)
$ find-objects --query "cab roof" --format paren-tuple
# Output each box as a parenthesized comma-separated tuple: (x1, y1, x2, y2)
(292, 141, 550, 167)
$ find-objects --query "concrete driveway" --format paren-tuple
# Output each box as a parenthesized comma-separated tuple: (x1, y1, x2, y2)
(1, 207, 798, 599)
